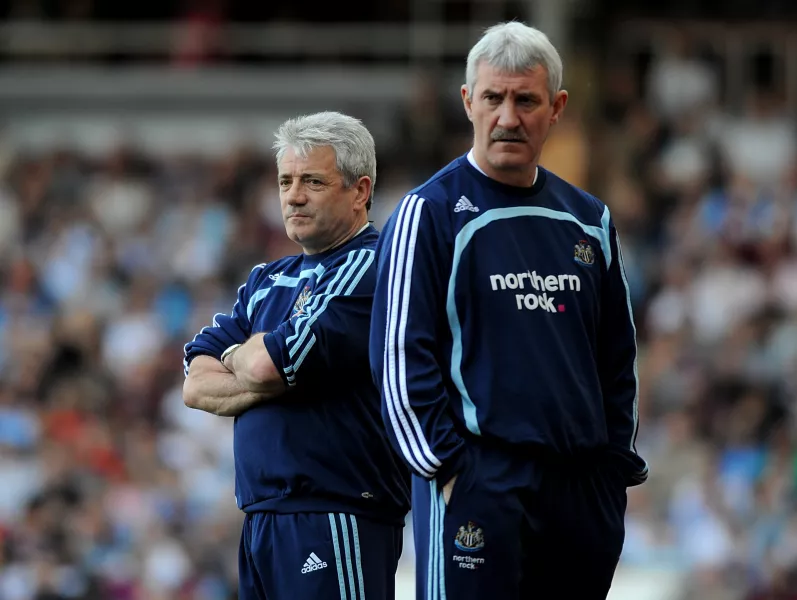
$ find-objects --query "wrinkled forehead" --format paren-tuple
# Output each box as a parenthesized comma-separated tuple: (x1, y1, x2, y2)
(277, 145, 338, 176)
(472, 61, 549, 93)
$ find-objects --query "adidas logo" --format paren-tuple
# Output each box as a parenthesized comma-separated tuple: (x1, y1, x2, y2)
(454, 196, 479, 213)
(301, 552, 328, 574)
(269, 271, 284, 281)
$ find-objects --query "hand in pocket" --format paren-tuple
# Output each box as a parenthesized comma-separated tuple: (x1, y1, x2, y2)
(442, 474, 458, 506)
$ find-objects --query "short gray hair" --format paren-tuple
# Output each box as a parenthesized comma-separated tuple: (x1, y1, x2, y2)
(465, 22, 563, 101)
(273, 111, 376, 208)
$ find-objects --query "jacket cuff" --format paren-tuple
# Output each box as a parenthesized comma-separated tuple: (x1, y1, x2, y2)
(433, 440, 470, 486)
(606, 444, 649, 487)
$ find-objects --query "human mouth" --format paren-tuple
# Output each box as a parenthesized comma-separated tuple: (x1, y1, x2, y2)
(491, 128, 527, 144)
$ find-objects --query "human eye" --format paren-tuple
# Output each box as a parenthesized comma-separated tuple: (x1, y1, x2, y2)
(303, 176, 328, 188)
(517, 95, 540, 107)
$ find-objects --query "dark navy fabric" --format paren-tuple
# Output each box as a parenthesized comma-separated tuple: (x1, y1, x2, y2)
(370, 153, 648, 599)
(238, 511, 403, 600)
(411, 442, 627, 600)
(370, 154, 648, 488)
(184, 225, 410, 525)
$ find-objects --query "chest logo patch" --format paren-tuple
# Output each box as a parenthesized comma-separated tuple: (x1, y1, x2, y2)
(574, 240, 595, 266)
(292, 286, 312, 317)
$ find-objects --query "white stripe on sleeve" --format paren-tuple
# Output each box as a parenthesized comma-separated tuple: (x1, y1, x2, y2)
(382, 195, 442, 477)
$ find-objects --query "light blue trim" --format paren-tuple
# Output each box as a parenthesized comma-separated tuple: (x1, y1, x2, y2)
(427, 480, 438, 600)
(281, 250, 358, 380)
(286, 253, 358, 348)
(437, 489, 447, 600)
(281, 249, 373, 383)
(246, 264, 326, 320)
(338, 513, 358, 600)
(600, 205, 612, 268)
(350, 515, 366, 600)
(288, 335, 316, 379)
(329, 513, 348, 600)
(447, 206, 613, 435)
(616, 235, 641, 453)
(273, 265, 327, 288)
(423, 480, 448, 600)
(288, 250, 373, 359)
(344, 252, 374, 295)
(246, 289, 271, 320)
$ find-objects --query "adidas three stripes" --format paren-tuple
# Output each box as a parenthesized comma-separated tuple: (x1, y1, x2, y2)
(238, 511, 403, 600)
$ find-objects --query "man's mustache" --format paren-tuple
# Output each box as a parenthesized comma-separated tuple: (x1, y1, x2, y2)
(491, 128, 527, 142)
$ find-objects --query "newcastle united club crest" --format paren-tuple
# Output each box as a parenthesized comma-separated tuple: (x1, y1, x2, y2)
(454, 521, 485, 552)
(292, 286, 312, 317)
(574, 240, 595, 266)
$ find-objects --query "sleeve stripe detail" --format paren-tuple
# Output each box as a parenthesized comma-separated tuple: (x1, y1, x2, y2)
(183, 263, 265, 377)
(616, 233, 642, 455)
(247, 264, 326, 320)
(285, 336, 317, 385)
(284, 251, 358, 351)
(282, 248, 374, 383)
(383, 194, 442, 478)
(286, 250, 365, 357)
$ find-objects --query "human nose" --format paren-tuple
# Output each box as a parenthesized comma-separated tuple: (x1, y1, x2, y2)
(496, 101, 521, 130)
(283, 181, 307, 205)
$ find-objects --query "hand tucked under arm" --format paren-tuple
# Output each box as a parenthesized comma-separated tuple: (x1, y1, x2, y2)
(183, 355, 270, 417)
(227, 333, 287, 396)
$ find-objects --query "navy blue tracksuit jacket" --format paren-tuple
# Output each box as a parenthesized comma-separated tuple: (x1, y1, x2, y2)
(369, 152, 649, 599)
(184, 226, 410, 525)
(370, 153, 648, 486)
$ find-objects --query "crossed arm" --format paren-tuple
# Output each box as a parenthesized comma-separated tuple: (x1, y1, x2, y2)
(185, 249, 374, 418)
(183, 333, 287, 417)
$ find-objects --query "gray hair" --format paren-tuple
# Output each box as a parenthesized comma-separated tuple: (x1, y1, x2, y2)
(273, 111, 376, 208)
(465, 22, 563, 101)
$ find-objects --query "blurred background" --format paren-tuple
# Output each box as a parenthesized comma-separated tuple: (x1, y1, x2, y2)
(0, 0, 796, 599)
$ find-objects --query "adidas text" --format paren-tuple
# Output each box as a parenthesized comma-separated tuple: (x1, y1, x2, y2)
(301, 553, 328, 574)
(454, 196, 479, 213)
(301, 562, 328, 573)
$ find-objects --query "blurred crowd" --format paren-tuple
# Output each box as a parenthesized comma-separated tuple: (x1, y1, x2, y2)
(0, 107, 461, 597)
(0, 142, 283, 600)
(595, 33, 797, 600)
(1, 24, 797, 600)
